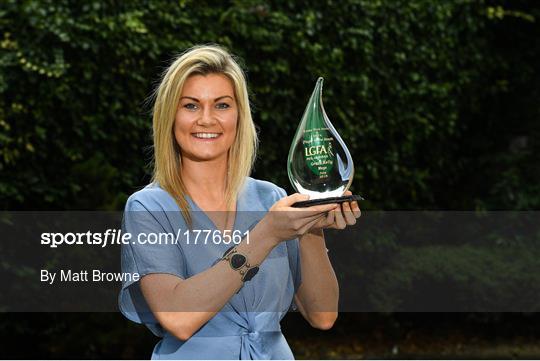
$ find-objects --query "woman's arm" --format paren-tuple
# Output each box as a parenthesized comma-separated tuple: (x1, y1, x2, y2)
(140, 222, 276, 341)
(139, 194, 337, 341)
(294, 229, 339, 330)
(294, 193, 361, 329)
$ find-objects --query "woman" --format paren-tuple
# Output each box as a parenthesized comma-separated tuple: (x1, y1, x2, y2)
(119, 44, 361, 360)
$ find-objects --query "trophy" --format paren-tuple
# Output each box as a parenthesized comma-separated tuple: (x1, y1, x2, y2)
(288, 77, 364, 207)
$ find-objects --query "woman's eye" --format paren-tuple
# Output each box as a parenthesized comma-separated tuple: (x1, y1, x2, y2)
(216, 103, 230, 110)
(184, 103, 198, 110)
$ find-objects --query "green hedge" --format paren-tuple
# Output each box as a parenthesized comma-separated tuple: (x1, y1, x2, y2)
(2, 0, 538, 210)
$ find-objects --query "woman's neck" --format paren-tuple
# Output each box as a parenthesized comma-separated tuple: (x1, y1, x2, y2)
(180, 155, 229, 210)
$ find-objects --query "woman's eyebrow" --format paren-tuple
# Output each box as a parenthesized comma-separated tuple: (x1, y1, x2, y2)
(180, 96, 199, 102)
(214, 95, 234, 101)
(180, 95, 234, 102)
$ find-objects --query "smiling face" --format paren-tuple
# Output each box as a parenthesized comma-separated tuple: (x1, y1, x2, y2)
(174, 73, 238, 163)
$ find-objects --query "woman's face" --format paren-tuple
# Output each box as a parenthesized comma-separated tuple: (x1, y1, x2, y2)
(174, 73, 238, 163)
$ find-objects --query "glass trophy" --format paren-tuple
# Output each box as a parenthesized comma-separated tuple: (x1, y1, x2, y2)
(287, 77, 364, 207)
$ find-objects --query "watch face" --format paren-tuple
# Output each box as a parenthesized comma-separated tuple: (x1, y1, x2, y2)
(230, 254, 246, 269)
(243, 266, 259, 282)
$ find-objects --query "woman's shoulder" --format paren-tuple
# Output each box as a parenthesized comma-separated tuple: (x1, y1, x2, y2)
(124, 182, 179, 212)
(124, 178, 289, 211)
(244, 177, 288, 202)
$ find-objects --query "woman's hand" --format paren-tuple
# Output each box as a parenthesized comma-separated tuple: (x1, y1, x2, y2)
(257, 193, 338, 246)
(311, 190, 361, 230)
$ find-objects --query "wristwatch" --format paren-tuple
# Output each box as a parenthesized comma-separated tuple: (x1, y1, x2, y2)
(222, 245, 259, 282)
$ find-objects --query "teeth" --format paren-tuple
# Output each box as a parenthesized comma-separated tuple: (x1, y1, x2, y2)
(193, 133, 220, 139)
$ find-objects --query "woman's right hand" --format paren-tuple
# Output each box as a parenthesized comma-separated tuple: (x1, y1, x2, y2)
(257, 193, 338, 246)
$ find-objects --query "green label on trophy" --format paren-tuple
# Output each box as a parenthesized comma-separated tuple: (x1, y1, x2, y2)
(302, 128, 335, 178)
(287, 77, 355, 199)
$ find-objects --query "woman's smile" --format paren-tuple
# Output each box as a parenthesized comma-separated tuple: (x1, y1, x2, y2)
(191, 132, 222, 140)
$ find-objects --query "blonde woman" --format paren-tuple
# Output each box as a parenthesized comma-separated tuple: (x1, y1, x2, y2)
(119, 45, 361, 360)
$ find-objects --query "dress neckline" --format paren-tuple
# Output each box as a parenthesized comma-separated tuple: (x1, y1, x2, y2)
(183, 178, 250, 232)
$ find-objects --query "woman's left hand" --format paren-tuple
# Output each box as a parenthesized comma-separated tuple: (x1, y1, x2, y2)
(312, 190, 361, 230)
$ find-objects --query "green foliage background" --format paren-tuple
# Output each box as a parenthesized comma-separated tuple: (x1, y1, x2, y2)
(2, 0, 538, 211)
(1, 0, 539, 358)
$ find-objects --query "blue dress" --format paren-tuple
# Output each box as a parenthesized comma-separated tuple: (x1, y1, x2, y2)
(119, 177, 302, 359)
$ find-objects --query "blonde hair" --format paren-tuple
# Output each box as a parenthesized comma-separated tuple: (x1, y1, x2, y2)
(150, 44, 258, 223)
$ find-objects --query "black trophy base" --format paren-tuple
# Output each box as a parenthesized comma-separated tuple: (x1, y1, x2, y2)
(292, 194, 365, 208)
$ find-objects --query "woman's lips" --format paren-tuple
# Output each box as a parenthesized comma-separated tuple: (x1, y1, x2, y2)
(191, 132, 222, 141)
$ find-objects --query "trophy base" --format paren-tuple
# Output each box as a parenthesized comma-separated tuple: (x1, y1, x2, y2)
(292, 194, 364, 208)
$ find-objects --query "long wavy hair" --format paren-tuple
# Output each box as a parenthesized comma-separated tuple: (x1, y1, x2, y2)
(150, 44, 258, 223)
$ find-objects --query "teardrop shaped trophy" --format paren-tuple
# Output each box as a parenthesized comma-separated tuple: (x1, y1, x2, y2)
(288, 77, 364, 207)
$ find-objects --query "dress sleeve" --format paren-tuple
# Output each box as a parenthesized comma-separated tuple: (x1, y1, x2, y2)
(118, 196, 187, 336)
(274, 186, 303, 311)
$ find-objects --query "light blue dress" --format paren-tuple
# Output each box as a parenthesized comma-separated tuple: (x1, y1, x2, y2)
(119, 177, 302, 359)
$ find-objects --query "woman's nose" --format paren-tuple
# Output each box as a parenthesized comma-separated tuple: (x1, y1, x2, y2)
(197, 106, 216, 126)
